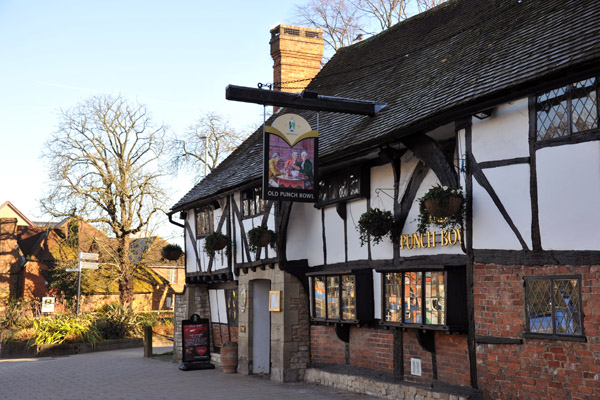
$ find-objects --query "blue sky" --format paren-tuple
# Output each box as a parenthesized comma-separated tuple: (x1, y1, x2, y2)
(0, 0, 298, 240)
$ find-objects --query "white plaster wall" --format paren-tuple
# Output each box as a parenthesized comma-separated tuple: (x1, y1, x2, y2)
(537, 141, 600, 250)
(401, 170, 464, 256)
(370, 164, 395, 259)
(185, 209, 200, 274)
(242, 212, 276, 261)
(398, 152, 420, 200)
(471, 98, 529, 161)
(324, 206, 346, 264)
(287, 202, 325, 266)
(233, 192, 244, 263)
(472, 164, 532, 250)
(209, 289, 228, 324)
(210, 206, 227, 270)
(373, 270, 381, 320)
(347, 198, 368, 261)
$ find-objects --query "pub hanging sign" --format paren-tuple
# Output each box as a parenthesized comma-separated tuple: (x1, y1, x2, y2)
(263, 113, 318, 202)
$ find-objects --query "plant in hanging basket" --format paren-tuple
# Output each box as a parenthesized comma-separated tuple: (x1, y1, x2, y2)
(416, 185, 465, 234)
(247, 225, 277, 253)
(204, 231, 230, 258)
(357, 207, 394, 246)
(161, 244, 183, 261)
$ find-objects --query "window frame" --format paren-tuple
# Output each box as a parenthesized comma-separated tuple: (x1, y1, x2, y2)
(535, 76, 599, 143)
(310, 270, 373, 323)
(317, 165, 369, 207)
(524, 275, 585, 342)
(241, 187, 264, 219)
(380, 267, 467, 332)
(195, 206, 214, 238)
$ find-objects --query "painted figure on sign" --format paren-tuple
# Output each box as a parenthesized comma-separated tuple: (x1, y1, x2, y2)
(294, 151, 313, 188)
(269, 153, 281, 187)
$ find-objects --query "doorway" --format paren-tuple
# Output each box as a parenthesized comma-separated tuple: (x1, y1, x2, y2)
(252, 279, 270, 374)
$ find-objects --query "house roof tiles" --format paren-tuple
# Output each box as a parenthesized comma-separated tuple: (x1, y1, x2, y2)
(171, 0, 600, 212)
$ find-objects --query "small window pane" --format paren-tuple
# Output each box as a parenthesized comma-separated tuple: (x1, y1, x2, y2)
(425, 272, 445, 325)
(341, 275, 356, 320)
(314, 277, 326, 319)
(527, 279, 553, 333)
(384, 273, 402, 322)
(404, 272, 422, 324)
(327, 276, 340, 319)
(349, 170, 360, 196)
(553, 279, 581, 335)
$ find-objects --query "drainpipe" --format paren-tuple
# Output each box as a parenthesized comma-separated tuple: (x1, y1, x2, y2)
(167, 212, 184, 228)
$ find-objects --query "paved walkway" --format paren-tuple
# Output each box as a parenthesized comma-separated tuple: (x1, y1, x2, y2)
(0, 347, 376, 400)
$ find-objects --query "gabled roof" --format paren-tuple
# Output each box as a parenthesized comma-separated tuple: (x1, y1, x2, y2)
(0, 201, 36, 227)
(171, 0, 600, 212)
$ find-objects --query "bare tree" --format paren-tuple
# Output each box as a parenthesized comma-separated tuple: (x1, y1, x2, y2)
(294, 0, 364, 54)
(294, 0, 447, 56)
(354, 0, 409, 31)
(170, 112, 246, 181)
(41, 94, 167, 305)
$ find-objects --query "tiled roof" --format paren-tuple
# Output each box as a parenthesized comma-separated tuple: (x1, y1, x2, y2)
(171, 0, 600, 211)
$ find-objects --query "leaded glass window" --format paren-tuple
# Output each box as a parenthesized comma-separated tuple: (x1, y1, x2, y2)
(318, 167, 365, 204)
(525, 276, 583, 338)
(195, 207, 213, 237)
(242, 187, 264, 218)
(536, 77, 598, 141)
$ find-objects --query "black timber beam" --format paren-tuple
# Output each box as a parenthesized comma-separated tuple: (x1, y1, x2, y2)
(225, 85, 386, 116)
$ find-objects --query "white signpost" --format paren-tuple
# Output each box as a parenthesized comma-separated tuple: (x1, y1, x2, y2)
(69, 252, 100, 316)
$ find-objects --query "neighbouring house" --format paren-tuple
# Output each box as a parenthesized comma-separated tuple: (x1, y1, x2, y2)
(169, 1, 600, 399)
(0, 202, 184, 313)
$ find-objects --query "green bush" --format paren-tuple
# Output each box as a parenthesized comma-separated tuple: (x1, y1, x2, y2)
(32, 314, 101, 345)
(1, 299, 37, 329)
(94, 302, 141, 339)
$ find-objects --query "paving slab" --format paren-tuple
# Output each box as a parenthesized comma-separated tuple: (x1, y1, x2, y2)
(0, 347, 376, 400)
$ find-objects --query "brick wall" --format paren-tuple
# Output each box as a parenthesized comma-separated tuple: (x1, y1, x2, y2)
(403, 330, 434, 384)
(349, 327, 394, 373)
(311, 323, 471, 388)
(474, 263, 600, 399)
(436, 333, 470, 387)
(310, 325, 346, 365)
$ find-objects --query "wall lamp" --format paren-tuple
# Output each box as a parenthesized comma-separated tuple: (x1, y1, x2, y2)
(474, 108, 494, 120)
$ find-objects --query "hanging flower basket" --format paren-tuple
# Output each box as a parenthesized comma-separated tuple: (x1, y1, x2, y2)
(161, 244, 183, 261)
(248, 225, 277, 253)
(416, 185, 465, 234)
(424, 195, 463, 218)
(204, 231, 230, 258)
(357, 208, 394, 246)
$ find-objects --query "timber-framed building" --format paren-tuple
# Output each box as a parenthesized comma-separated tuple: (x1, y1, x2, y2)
(169, 1, 600, 398)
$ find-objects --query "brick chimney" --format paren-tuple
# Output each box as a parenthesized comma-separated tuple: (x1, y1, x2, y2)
(270, 24, 324, 94)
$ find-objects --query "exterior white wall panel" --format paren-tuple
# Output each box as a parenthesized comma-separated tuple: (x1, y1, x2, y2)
(471, 98, 529, 161)
(472, 166, 530, 250)
(324, 206, 345, 264)
(370, 164, 395, 259)
(287, 202, 324, 266)
(347, 199, 368, 261)
(537, 141, 600, 250)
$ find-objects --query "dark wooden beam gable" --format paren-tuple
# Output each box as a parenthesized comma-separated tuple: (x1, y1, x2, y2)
(226, 85, 386, 116)
(399, 134, 458, 188)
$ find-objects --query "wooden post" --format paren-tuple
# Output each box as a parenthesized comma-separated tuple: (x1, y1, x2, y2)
(144, 326, 153, 357)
